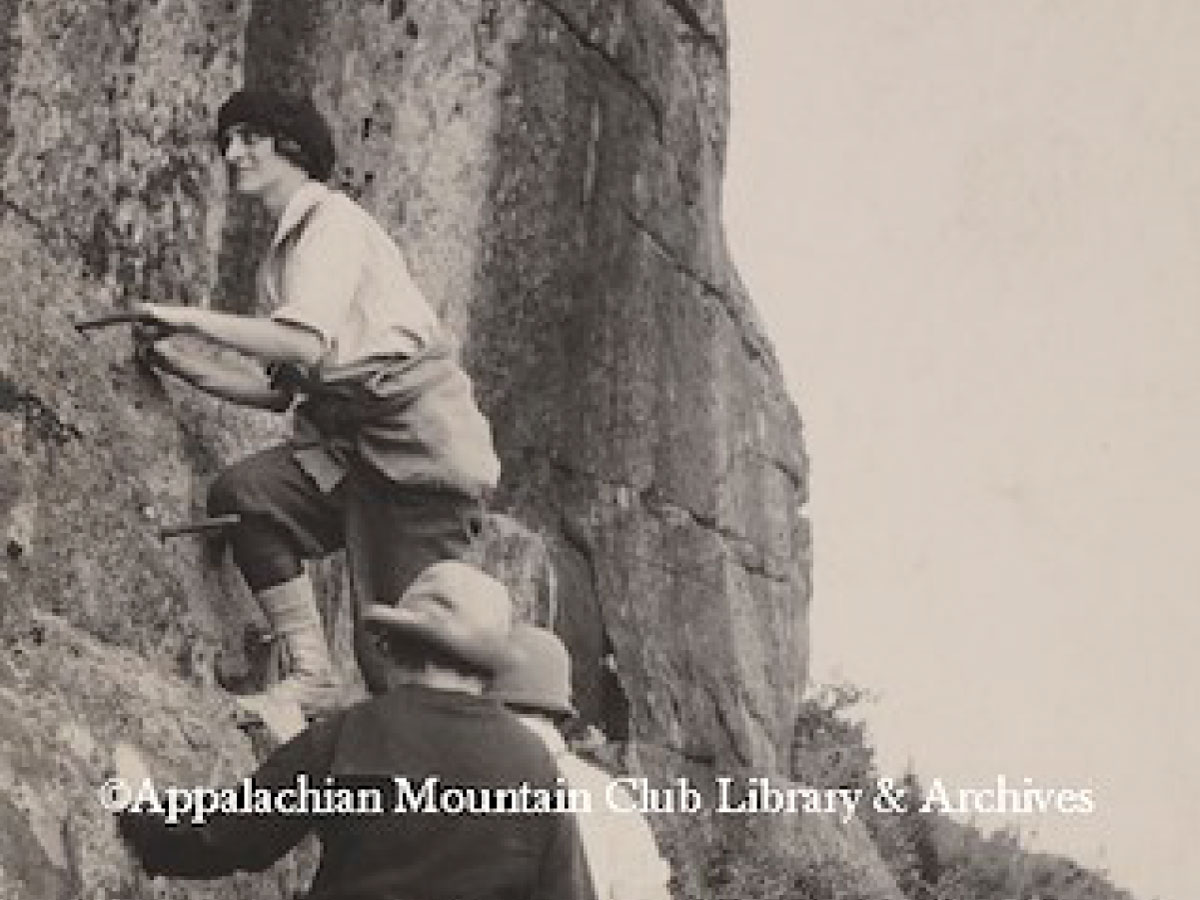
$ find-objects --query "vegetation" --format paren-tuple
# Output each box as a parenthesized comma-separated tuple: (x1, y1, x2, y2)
(785, 682, 1137, 900)
(699, 850, 897, 900)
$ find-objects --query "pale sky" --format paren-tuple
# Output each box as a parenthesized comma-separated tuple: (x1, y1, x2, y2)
(724, 5, 1199, 900)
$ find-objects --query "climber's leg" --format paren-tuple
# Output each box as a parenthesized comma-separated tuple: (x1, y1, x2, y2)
(344, 467, 485, 695)
(207, 444, 346, 590)
(207, 445, 346, 734)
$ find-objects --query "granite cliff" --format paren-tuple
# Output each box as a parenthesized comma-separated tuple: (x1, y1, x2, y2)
(0, 1, 894, 896)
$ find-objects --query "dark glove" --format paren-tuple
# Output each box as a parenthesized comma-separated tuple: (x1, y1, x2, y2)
(132, 323, 171, 369)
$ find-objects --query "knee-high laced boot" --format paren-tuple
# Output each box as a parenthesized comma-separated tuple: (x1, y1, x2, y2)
(234, 575, 341, 739)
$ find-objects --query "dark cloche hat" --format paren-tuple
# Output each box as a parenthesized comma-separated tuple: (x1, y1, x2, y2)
(216, 88, 336, 181)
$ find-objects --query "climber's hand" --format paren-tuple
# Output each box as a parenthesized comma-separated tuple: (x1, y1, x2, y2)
(111, 741, 154, 787)
(132, 324, 172, 372)
(132, 320, 171, 347)
(131, 302, 195, 336)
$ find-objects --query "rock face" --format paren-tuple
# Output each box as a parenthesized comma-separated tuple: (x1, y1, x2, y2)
(0, 1, 836, 896)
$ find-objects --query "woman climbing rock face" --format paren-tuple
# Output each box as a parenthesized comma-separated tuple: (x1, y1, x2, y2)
(133, 89, 500, 738)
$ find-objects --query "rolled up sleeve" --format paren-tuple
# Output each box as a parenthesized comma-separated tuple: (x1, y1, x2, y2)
(270, 204, 367, 353)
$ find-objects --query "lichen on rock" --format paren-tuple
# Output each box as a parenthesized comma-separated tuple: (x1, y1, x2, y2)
(0, 1, 851, 896)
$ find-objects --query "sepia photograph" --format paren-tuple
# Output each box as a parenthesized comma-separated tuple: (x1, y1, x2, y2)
(0, 2, 1193, 899)
(728, 6, 1196, 900)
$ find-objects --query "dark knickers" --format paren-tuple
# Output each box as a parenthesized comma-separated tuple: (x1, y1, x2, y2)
(207, 442, 482, 593)
(208, 443, 484, 693)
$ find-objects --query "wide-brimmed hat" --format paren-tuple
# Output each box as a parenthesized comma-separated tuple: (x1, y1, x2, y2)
(361, 561, 515, 676)
(489, 623, 576, 717)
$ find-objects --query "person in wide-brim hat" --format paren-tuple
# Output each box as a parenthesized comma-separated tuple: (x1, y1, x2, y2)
(361, 559, 520, 679)
(117, 561, 597, 900)
(489, 624, 674, 900)
(489, 620, 577, 717)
